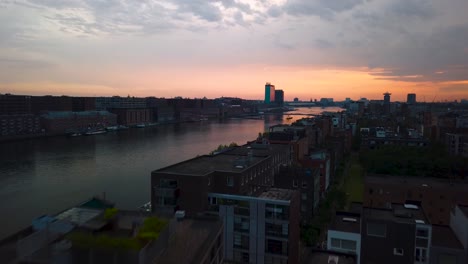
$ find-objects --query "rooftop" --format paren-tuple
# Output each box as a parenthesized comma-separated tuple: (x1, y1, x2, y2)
(258, 188, 297, 201)
(302, 250, 356, 264)
(365, 174, 468, 190)
(155, 216, 223, 264)
(330, 212, 361, 234)
(155, 153, 266, 176)
(363, 203, 428, 224)
(431, 225, 464, 249)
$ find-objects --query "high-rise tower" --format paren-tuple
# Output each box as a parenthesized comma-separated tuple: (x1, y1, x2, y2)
(265, 82, 276, 104)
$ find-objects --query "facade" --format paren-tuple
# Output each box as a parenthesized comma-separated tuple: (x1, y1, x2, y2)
(0, 94, 32, 115)
(207, 189, 300, 264)
(445, 133, 468, 156)
(408, 93, 417, 105)
(40, 111, 117, 134)
(265, 83, 276, 104)
(95, 96, 146, 110)
(0, 114, 41, 136)
(327, 211, 362, 264)
(151, 143, 297, 264)
(151, 143, 290, 216)
(71, 97, 96, 111)
(364, 175, 468, 225)
(300, 150, 331, 197)
(361, 203, 432, 264)
(108, 108, 152, 126)
(275, 165, 320, 224)
(275, 90, 284, 106)
(31, 95, 73, 114)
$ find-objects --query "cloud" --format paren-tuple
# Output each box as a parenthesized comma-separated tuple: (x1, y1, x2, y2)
(284, 0, 364, 19)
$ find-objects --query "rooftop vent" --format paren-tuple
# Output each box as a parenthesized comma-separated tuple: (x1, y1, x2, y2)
(343, 217, 357, 223)
(235, 165, 244, 169)
(175, 210, 185, 221)
(404, 204, 419, 210)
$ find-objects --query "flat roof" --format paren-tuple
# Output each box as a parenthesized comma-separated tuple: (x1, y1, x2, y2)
(55, 207, 102, 226)
(258, 188, 296, 201)
(365, 175, 468, 190)
(156, 154, 266, 176)
(330, 212, 361, 234)
(155, 217, 223, 264)
(363, 203, 428, 224)
(431, 225, 464, 249)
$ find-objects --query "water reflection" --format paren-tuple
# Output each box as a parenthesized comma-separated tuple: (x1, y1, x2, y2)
(0, 107, 343, 239)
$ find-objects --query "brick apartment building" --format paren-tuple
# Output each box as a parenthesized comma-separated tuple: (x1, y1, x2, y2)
(151, 143, 299, 264)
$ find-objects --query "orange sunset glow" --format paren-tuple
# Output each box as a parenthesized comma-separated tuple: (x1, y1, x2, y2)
(1, 0, 468, 101)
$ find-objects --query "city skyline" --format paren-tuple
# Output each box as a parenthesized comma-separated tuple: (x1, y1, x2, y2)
(1, 0, 468, 101)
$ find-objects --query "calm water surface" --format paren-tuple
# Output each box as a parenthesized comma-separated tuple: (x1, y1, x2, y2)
(0, 107, 342, 239)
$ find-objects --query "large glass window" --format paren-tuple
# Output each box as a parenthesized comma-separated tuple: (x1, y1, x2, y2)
(265, 204, 289, 220)
(330, 238, 357, 252)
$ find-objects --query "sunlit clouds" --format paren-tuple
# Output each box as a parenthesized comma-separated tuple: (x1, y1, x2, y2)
(1, 0, 468, 101)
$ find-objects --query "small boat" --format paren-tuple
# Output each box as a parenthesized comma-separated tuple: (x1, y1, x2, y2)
(286, 116, 293, 120)
(85, 129, 107, 135)
(69, 132, 82, 137)
(136, 124, 146, 128)
(139, 202, 151, 212)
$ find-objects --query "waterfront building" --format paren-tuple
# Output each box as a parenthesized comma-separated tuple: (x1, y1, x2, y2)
(108, 107, 152, 126)
(445, 133, 468, 157)
(31, 95, 73, 114)
(0, 114, 41, 137)
(40, 111, 117, 134)
(265, 83, 276, 104)
(0, 94, 32, 115)
(151, 142, 298, 263)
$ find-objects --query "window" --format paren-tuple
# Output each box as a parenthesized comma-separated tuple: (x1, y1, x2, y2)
(209, 197, 217, 205)
(207, 177, 211, 186)
(301, 193, 307, 200)
(415, 247, 427, 262)
(369, 188, 374, 194)
(416, 228, 429, 238)
(330, 238, 356, 252)
(394, 248, 404, 256)
(226, 176, 234, 187)
(292, 180, 298, 188)
(302, 181, 308, 188)
(367, 222, 386, 237)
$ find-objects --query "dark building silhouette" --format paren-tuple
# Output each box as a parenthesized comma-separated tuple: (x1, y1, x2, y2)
(275, 89, 284, 106)
(407, 93, 417, 105)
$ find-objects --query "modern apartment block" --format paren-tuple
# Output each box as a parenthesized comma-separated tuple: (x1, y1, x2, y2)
(328, 203, 433, 264)
(208, 188, 300, 264)
(151, 143, 298, 263)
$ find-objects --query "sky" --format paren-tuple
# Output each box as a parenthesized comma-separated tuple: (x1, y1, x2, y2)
(1, 0, 468, 101)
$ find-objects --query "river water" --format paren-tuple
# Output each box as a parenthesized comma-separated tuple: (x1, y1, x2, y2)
(0, 107, 342, 239)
